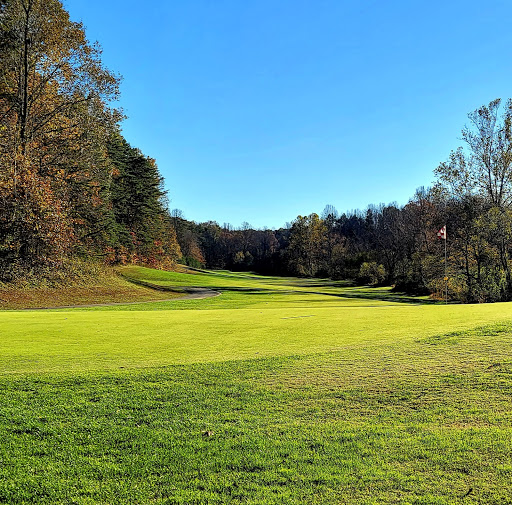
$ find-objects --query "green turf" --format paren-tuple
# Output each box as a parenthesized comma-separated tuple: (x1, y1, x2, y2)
(2, 267, 512, 374)
(1, 267, 512, 503)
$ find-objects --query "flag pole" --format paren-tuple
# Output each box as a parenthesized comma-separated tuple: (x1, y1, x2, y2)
(437, 225, 448, 303)
(444, 234, 447, 304)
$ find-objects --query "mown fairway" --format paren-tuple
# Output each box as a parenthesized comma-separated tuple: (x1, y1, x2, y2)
(1, 268, 512, 504)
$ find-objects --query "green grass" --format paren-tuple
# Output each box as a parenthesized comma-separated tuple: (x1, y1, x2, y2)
(1, 267, 512, 503)
(1, 266, 511, 374)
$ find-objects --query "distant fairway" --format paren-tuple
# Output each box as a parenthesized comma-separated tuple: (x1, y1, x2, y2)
(1, 268, 512, 504)
(1, 267, 512, 374)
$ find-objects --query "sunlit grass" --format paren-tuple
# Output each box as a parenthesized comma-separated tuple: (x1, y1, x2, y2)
(2, 291, 512, 375)
(2, 267, 512, 503)
(1, 326, 511, 504)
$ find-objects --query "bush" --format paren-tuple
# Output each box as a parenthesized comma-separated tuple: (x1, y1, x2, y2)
(181, 255, 204, 269)
(358, 262, 386, 286)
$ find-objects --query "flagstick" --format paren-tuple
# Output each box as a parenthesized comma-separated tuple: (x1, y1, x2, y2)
(437, 225, 448, 303)
(444, 235, 447, 304)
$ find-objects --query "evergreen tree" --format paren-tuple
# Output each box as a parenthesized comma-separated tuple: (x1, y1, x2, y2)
(108, 133, 181, 266)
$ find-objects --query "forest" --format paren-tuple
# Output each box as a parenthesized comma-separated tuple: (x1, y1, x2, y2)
(2, 0, 512, 303)
(170, 98, 512, 304)
(0, 0, 181, 282)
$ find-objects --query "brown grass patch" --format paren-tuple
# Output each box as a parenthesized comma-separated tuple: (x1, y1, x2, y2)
(0, 278, 182, 309)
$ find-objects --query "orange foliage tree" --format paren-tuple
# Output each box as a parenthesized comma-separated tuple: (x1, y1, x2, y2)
(0, 0, 120, 279)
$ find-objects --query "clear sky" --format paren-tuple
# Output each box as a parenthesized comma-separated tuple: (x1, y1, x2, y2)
(63, 0, 512, 229)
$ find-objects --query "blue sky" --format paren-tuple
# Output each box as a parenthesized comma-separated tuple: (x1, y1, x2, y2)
(64, 0, 512, 229)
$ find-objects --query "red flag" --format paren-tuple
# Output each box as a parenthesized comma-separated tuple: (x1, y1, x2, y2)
(437, 225, 447, 240)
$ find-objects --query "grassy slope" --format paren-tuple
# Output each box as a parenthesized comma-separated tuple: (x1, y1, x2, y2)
(1, 267, 512, 504)
(0, 268, 182, 310)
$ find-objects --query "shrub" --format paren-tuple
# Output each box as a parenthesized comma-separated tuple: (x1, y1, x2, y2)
(358, 262, 386, 286)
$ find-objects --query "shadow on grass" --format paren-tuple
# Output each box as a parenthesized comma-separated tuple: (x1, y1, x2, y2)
(282, 280, 353, 289)
(123, 272, 438, 306)
(317, 289, 439, 305)
(200, 285, 438, 305)
(195, 286, 286, 296)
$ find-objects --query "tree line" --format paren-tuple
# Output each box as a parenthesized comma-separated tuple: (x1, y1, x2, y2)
(171, 99, 512, 303)
(2, 1, 512, 303)
(0, 0, 180, 282)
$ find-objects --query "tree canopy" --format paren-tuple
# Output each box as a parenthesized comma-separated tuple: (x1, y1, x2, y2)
(0, 0, 180, 281)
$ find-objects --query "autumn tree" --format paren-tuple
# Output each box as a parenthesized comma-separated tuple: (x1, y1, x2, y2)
(178, 229, 205, 268)
(287, 214, 327, 277)
(0, 0, 120, 278)
(435, 99, 512, 300)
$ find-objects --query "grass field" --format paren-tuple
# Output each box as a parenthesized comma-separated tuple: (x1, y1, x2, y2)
(1, 267, 512, 504)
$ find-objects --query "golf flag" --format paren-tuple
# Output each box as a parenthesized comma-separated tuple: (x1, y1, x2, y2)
(437, 225, 447, 240)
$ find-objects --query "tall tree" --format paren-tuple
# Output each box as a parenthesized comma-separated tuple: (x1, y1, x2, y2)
(108, 133, 181, 265)
(436, 99, 512, 209)
(287, 214, 327, 277)
(435, 99, 512, 299)
(0, 0, 120, 277)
